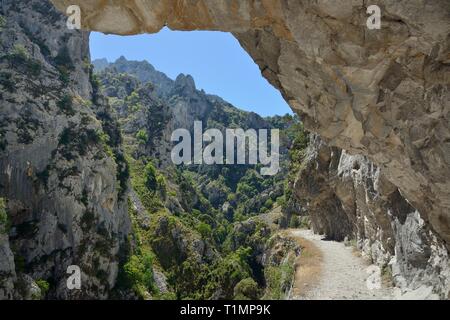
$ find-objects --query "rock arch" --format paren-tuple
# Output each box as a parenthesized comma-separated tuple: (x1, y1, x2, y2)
(51, 0, 450, 248)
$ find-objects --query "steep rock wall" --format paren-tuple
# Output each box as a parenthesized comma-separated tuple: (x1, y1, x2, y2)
(0, 0, 130, 299)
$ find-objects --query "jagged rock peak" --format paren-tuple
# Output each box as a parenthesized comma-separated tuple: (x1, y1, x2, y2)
(175, 73, 196, 92)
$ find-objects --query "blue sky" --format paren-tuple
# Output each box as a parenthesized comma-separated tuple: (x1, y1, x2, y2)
(89, 28, 292, 117)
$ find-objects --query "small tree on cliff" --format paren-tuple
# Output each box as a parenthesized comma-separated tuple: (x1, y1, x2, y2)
(144, 163, 157, 192)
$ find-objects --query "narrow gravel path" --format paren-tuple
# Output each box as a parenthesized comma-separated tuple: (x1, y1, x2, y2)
(289, 229, 394, 300)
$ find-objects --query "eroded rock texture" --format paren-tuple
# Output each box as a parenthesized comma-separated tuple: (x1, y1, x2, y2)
(50, 0, 450, 256)
(295, 135, 449, 299)
(0, 0, 130, 299)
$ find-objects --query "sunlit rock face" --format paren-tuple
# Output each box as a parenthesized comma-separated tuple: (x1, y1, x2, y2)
(50, 0, 450, 253)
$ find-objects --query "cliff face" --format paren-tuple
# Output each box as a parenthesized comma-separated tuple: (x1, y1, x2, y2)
(50, 0, 450, 254)
(295, 135, 449, 299)
(0, 0, 130, 299)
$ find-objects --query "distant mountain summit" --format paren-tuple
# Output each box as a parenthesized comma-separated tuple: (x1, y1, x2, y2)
(93, 56, 174, 98)
(91, 58, 109, 71)
(92, 56, 273, 132)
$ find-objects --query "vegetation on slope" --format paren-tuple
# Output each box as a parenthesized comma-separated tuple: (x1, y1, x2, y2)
(94, 60, 310, 300)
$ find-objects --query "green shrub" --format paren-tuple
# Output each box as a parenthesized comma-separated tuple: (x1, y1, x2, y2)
(123, 253, 156, 298)
(298, 216, 310, 229)
(90, 71, 101, 101)
(276, 195, 286, 207)
(206, 247, 252, 299)
(54, 47, 74, 84)
(0, 137, 6, 151)
(58, 124, 107, 160)
(0, 15, 5, 32)
(81, 210, 96, 232)
(130, 103, 143, 113)
(197, 222, 212, 239)
(28, 60, 42, 77)
(0, 198, 8, 233)
(227, 193, 236, 202)
(289, 215, 300, 228)
(54, 46, 74, 69)
(236, 170, 263, 200)
(136, 129, 148, 144)
(82, 58, 91, 71)
(96, 129, 114, 158)
(57, 94, 74, 115)
(144, 163, 157, 192)
(158, 292, 177, 300)
(156, 174, 167, 198)
(58, 127, 72, 146)
(234, 278, 260, 300)
(35, 279, 50, 298)
(126, 91, 140, 106)
(213, 224, 228, 244)
(10, 44, 28, 61)
(6, 44, 41, 77)
(115, 152, 130, 201)
(14, 255, 26, 273)
(263, 262, 294, 300)
(58, 68, 70, 84)
(264, 199, 274, 209)
(0, 72, 14, 92)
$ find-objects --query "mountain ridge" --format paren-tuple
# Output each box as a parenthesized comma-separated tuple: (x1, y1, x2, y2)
(92, 57, 281, 120)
